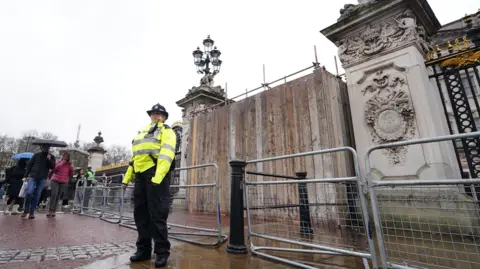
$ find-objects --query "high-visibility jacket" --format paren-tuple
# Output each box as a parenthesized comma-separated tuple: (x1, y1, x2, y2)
(86, 170, 94, 181)
(122, 121, 177, 185)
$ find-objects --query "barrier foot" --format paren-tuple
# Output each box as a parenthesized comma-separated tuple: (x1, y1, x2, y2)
(169, 233, 228, 247)
(226, 243, 248, 254)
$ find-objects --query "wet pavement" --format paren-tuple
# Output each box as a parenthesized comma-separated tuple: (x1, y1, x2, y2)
(0, 212, 138, 249)
(0, 212, 368, 269)
(78, 241, 364, 269)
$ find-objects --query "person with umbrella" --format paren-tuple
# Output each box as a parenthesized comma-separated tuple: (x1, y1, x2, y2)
(21, 145, 56, 219)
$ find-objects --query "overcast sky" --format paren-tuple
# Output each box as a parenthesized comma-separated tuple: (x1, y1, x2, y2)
(0, 0, 477, 148)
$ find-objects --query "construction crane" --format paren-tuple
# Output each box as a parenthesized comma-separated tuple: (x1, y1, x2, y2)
(74, 124, 81, 148)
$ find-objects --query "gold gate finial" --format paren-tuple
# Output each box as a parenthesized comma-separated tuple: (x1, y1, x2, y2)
(447, 41, 453, 53)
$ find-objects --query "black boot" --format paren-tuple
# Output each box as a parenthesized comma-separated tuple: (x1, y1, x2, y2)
(154, 254, 168, 268)
(129, 250, 151, 263)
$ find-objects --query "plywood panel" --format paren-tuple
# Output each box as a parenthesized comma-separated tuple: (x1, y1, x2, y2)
(181, 68, 355, 215)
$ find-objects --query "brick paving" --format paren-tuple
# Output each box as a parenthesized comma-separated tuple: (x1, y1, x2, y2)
(0, 242, 135, 264)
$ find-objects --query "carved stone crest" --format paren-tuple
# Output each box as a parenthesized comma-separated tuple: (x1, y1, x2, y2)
(337, 9, 432, 65)
(361, 69, 415, 164)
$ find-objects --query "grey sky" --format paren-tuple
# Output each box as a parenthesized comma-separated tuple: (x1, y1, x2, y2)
(0, 0, 477, 148)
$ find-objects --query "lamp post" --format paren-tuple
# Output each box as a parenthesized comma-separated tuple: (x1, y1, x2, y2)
(192, 35, 222, 79)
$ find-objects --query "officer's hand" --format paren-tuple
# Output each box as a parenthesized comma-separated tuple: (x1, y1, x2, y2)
(122, 183, 128, 190)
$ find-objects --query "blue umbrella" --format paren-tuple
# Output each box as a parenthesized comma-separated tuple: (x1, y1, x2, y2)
(11, 152, 34, 160)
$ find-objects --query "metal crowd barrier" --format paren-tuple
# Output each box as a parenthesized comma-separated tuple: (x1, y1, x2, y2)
(244, 147, 376, 269)
(72, 178, 86, 214)
(100, 175, 125, 224)
(168, 163, 228, 246)
(119, 185, 136, 229)
(366, 131, 480, 269)
(79, 182, 105, 218)
(117, 164, 228, 247)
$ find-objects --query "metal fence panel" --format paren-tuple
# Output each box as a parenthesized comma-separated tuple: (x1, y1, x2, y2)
(168, 164, 228, 246)
(370, 179, 480, 269)
(79, 183, 105, 218)
(119, 185, 136, 229)
(118, 164, 228, 247)
(366, 131, 480, 269)
(72, 179, 85, 214)
(100, 175, 125, 224)
(245, 146, 376, 269)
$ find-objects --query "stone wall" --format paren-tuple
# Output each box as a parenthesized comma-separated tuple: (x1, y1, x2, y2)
(181, 67, 356, 215)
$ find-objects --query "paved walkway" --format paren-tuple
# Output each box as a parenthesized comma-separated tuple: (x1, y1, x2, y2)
(0, 213, 364, 269)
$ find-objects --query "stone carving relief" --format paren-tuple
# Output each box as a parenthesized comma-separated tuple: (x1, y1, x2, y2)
(359, 66, 416, 164)
(182, 103, 218, 120)
(337, 10, 433, 65)
(338, 1, 384, 21)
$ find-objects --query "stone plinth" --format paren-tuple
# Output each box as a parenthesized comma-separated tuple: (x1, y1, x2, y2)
(87, 132, 106, 173)
(176, 83, 232, 201)
(321, 0, 459, 181)
(321, 0, 477, 236)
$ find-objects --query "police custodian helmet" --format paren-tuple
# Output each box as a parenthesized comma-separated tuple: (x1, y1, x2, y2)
(147, 103, 169, 119)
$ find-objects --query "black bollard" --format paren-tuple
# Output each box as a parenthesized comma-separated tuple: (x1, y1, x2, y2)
(296, 172, 313, 236)
(226, 160, 248, 254)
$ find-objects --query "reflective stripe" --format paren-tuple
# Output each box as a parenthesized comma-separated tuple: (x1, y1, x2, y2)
(132, 137, 161, 146)
(154, 128, 162, 138)
(161, 144, 176, 152)
(158, 155, 173, 163)
(133, 149, 160, 157)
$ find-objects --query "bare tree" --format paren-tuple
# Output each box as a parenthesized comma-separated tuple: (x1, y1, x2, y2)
(0, 135, 19, 169)
(39, 132, 58, 140)
(81, 142, 97, 152)
(17, 130, 40, 153)
(102, 145, 131, 166)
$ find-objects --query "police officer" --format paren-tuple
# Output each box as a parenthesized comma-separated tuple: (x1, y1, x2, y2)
(122, 103, 177, 268)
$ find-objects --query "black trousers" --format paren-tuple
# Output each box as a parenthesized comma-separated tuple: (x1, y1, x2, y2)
(134, 167, 171, 256)
(6, 195, 22, 206)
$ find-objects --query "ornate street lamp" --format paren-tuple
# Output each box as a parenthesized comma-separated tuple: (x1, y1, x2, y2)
(192, 35, 222, 77)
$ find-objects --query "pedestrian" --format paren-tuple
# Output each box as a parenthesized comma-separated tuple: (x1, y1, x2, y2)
(38, 180, 50, 209)
(47, 152, 74, 218)
(86, 167, 95, 186)
(21, 145, 56, 219)
(3, 158, 28, 215)
(62, 168, 80, 209)
(82, 167, 96, 209)
(122, 103, 177, 268)
(75, 168, 85, 187)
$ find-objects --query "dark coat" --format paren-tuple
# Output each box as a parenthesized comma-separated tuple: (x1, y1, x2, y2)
(64, 176, 78, 201)
(24, 152, 56, 179)
(5, 159, 27, 196)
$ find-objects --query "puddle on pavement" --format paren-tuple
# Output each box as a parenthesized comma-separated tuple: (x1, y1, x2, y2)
(76, 221, 480, 269)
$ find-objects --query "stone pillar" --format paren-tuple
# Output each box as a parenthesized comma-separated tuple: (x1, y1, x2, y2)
(176, 76, 232, 200)
(87, 132, 106, 173)
(321, 0, 460, 181)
